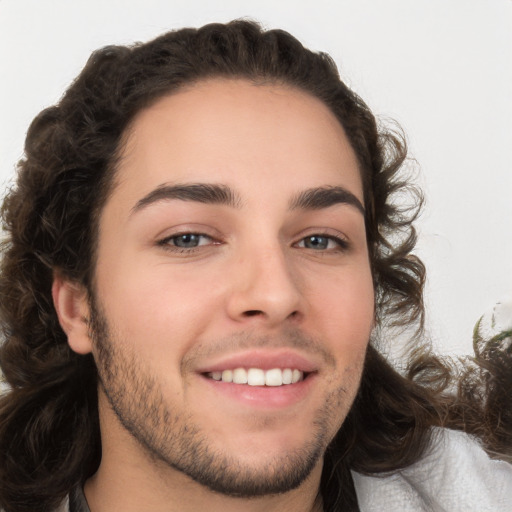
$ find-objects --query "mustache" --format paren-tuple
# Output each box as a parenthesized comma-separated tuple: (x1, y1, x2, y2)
(181, 328, 336, 372)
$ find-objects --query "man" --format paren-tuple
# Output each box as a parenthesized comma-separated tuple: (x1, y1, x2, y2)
(0, 20, 510, 512)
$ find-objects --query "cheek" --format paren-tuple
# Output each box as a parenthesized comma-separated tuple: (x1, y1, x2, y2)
(95, 257, 224, 357)
(308, 266, 374, 355)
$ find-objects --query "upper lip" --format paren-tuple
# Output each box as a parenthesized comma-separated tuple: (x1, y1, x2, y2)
(195, 349, 319, 374)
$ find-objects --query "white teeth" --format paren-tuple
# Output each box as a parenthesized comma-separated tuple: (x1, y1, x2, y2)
(247, 368, 265, 386)
(209, 368, 304, 386)
(221, 369, 233, 383)
(265, 368, 283, 386)
(233, 368, 248, 384)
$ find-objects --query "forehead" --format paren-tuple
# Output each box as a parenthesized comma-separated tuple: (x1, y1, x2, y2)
(111, 79, 363, 208)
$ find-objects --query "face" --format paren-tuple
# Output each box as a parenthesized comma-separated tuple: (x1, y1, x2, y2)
(82, 80, 374, 495)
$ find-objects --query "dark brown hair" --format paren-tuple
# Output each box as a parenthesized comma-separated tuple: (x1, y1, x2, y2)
(0, 20, 510, 512)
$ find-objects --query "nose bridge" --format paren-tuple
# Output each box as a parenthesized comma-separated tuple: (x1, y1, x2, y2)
(227, 236, 302, 324)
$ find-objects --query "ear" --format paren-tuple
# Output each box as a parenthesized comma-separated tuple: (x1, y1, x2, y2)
(52, 273, 93, 355)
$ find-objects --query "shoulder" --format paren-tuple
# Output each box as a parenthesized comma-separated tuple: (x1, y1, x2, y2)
(352, 428, 512, 512)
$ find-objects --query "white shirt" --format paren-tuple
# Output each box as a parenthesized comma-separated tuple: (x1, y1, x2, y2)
(353, 428, 512, 511)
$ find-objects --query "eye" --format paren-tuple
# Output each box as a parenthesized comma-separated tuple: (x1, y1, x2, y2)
(296, 234, 347, 251)
(159, 233, 213, 249)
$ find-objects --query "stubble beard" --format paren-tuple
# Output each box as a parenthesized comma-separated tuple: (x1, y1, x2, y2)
(88, 297, 358, 498)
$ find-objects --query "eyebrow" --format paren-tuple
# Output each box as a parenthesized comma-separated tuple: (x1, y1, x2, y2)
(289, 186, 365, 215)
(131, 183, 241, 214)
(131, 182, 364, 216)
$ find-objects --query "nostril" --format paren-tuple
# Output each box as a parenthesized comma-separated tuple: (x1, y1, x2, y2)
(243, 310, 263, 317)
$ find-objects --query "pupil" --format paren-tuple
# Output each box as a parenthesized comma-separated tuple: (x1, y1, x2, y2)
(176, 234, 199, 247)
(306, 236, 327, 249)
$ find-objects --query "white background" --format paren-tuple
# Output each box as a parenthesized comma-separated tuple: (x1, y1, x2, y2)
(1, 0, 511, 356)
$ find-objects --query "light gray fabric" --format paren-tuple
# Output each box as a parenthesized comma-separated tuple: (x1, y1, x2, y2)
(352, 428, 512, 511)
(55, 484, 90, 512)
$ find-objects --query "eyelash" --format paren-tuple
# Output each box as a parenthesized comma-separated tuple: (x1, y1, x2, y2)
(157, 233, 216, 253)
(157, 231, 349, 254)
(295, 234, 349, 252)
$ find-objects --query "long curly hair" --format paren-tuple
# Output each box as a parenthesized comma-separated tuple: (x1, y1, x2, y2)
(0, 20, 510, 512)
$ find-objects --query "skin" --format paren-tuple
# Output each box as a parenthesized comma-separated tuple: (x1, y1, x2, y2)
(53, 79, 375, 512)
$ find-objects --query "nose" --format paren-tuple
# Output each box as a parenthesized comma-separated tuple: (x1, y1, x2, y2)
(226, 243, 303, 326)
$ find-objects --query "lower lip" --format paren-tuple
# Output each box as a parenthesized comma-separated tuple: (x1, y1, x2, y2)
(199, 373, 316, 409)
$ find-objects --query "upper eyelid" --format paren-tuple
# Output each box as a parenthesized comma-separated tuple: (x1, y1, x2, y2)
(156, 233, 220, 255)
(157, 230, 348, 240)
(293, 227, 349, 242)
(155, 224, 223, 241)
(295, 234, 349, 249)
(158, 232, 215, 244)
(154, 224, 351, 245)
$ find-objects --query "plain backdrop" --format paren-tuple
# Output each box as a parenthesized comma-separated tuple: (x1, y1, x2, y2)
(1, 0, 511, 356)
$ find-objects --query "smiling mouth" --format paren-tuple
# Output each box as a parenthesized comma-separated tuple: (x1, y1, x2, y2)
(204, 368, 307, 387)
